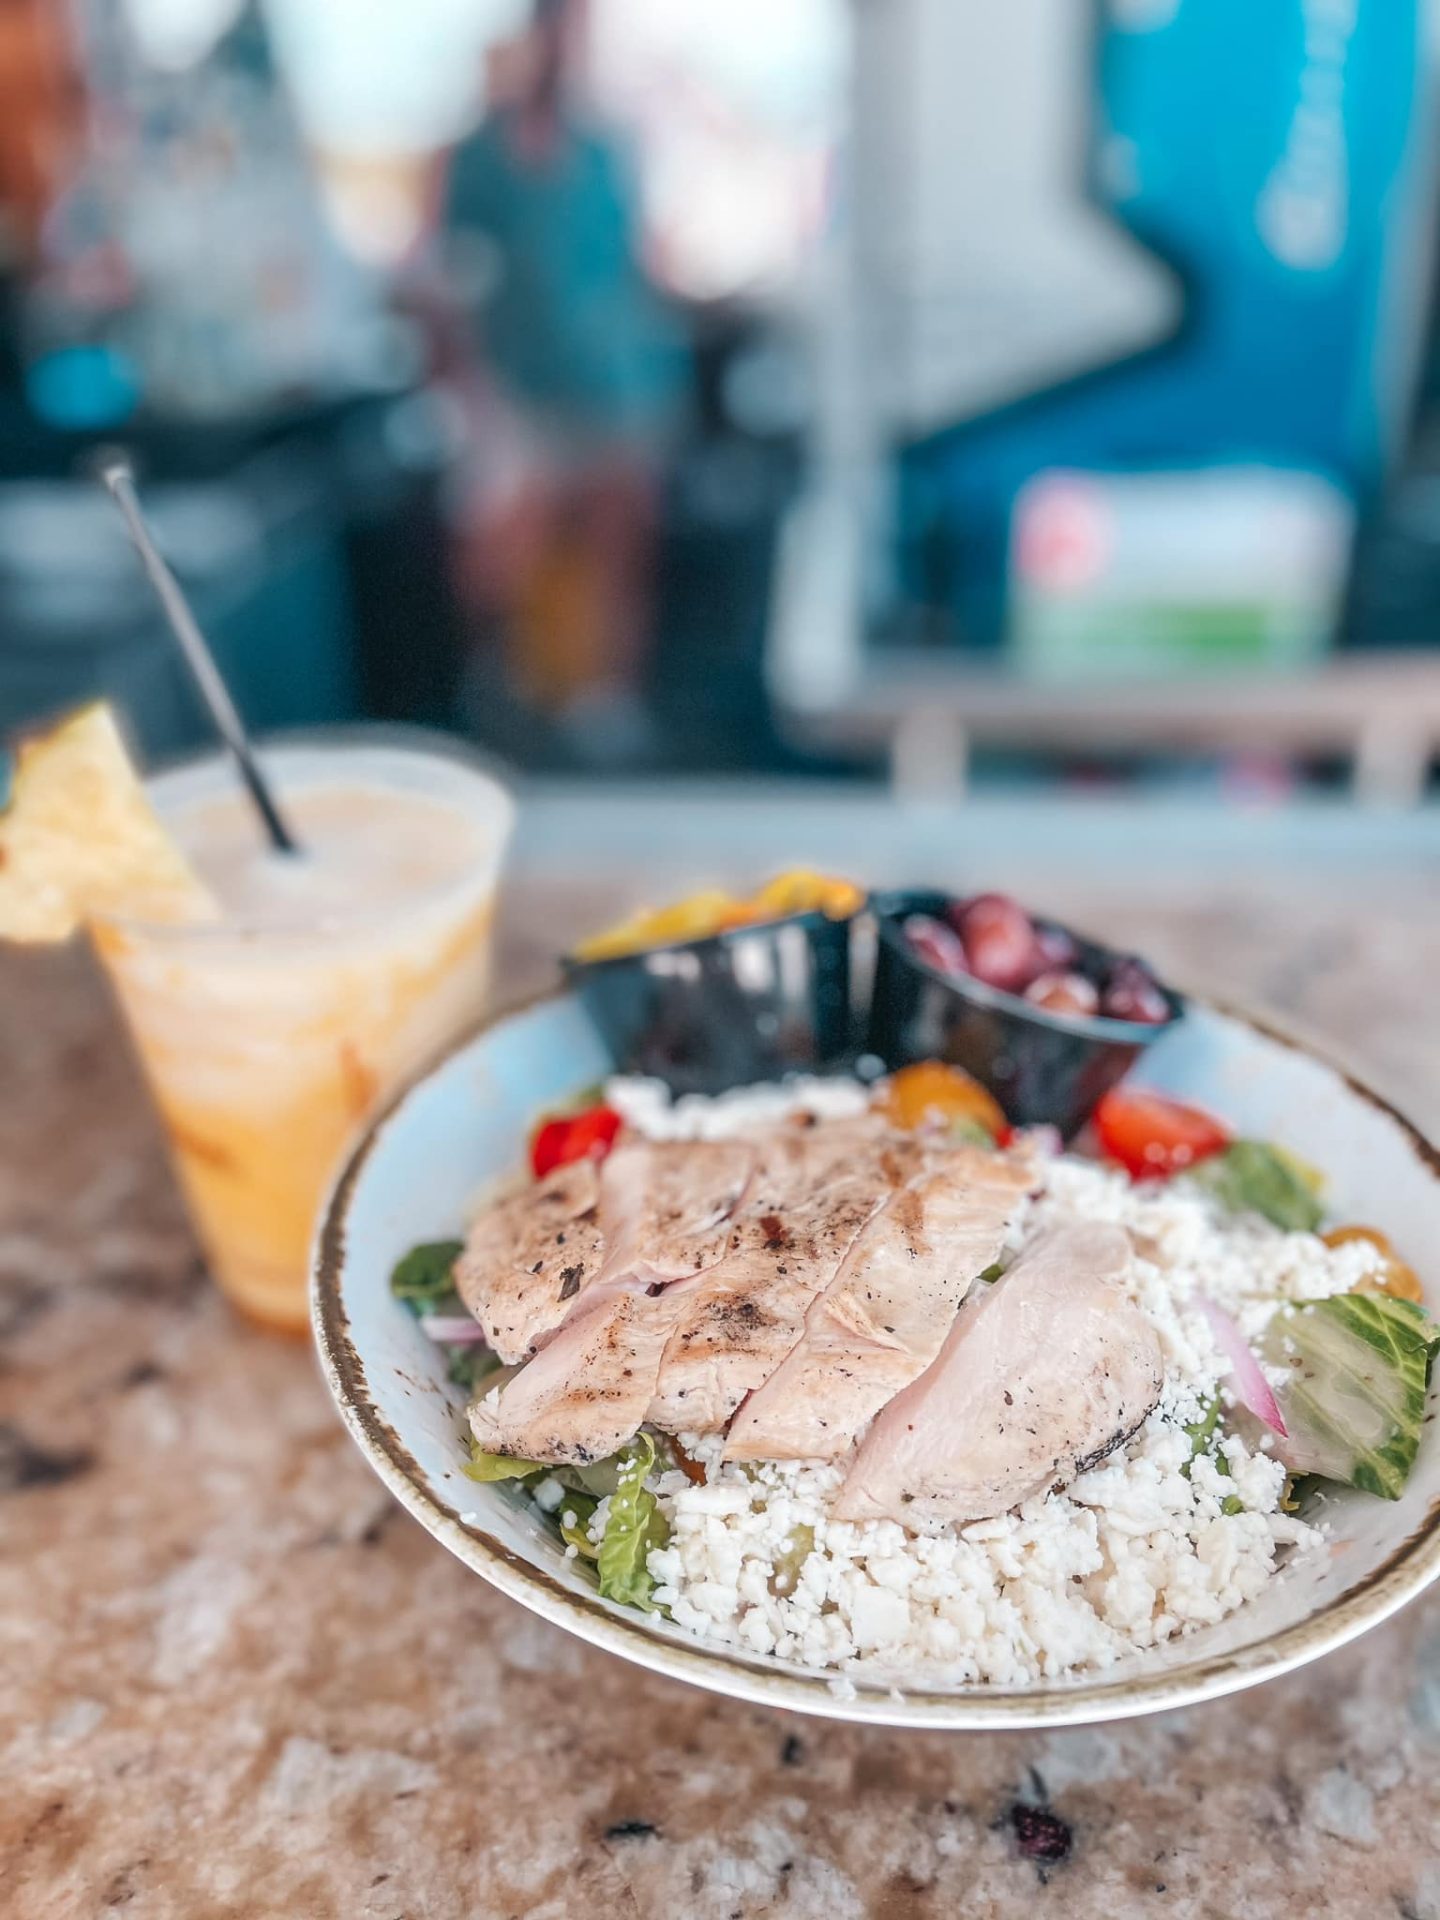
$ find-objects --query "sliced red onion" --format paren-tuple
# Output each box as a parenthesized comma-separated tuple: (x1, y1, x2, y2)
(1195, 1295, 1287, 1436)
(419, 1313, 489, 1345)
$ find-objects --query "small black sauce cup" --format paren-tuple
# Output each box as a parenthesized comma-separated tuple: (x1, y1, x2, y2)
(866, 889, 1184, 1139)
(564, 908, 859, 1097)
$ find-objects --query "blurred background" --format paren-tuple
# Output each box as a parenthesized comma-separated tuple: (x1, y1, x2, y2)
(3, 0, 1440, 809)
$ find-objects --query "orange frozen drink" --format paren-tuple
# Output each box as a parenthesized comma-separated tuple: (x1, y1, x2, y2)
(88, 737, 512, 1330)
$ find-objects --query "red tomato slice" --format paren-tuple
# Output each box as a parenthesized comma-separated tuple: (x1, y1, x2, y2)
(1093, 1086, 1229, 1180)
(530, 1103, 623, 1179)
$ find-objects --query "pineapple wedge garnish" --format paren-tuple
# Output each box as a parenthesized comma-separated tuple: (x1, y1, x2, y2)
(0, 703, 216, 941)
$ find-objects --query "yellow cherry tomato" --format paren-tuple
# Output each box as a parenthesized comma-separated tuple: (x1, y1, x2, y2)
(1324, 1224, 1424, 1304)
(876, 1060, 1007, 1139)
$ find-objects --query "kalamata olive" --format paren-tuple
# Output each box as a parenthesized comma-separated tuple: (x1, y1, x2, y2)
(1033, 922, 1079, 970)
(951, 893, 1041, 993)
(1024, 969, 1100, 1017)
(1102, 958, 1171, 1024)
(904, 914, 970, 978)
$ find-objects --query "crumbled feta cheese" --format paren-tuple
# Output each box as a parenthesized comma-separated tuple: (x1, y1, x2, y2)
(606, 1073, 870, 1141)
(628, 1134, 1353, 1685)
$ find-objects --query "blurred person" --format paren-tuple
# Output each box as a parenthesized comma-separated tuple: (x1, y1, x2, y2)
(439, 0, 687, 761)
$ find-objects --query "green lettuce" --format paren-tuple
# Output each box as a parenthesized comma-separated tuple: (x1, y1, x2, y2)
(1194, 1141, 1324, 1233)
(447, 1345, 502, 1391)
(1266, 1293, 1440, 1499)
(558, 1456, 628, 1499)
(596, 1432, 670, 1612)
(462, 1443, 547, 1483)
(558, 1490, 601, 1559)
(390, 1239, 465, 1312)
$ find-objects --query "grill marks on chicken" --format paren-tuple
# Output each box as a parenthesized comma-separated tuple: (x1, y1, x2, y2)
(460, 1114, 1168, 1528)
(464, 1115, 994, 1464)
(645, 1117, 938, 1429)
(469, 1285, 678, 1465)
(454, 1138, 754, 1365)
(454, 1157, 607, 1363)
(723, 1147, 1032, 1463)
(597, 1137, 757, 1288)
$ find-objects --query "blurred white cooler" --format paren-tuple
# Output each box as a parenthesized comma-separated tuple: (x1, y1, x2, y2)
(91, 736, 513, 1332)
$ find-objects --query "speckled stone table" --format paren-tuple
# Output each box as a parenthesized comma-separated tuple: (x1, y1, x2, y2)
(4, 796, 1439, 1920)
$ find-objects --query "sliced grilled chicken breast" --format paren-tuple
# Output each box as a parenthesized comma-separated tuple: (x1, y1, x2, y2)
(468, 1279, 675, 1464)
(836, 1219, 1163, 1530)
(646, 1117, 938, 1431)
(644, 1184, 880, 1432)
(597, 1137, 755, 1286)
(455, 1137, 753, 1364)
(466, 1116, 949, 1461)
(723, 1147, 1031, 1463)
(454, 1157, 607, 1363)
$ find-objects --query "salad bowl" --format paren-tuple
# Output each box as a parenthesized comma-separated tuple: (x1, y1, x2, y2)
(312, 988, 1440, 1729)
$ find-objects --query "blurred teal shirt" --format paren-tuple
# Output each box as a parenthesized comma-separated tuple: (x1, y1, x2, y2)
(443, 110, 685, 445)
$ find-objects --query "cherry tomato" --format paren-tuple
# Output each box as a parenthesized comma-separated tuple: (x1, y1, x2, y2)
(876, 1060, 1007, 1139)
(530, 1103, 622, 1179)
(1093, 1086, 1230, 1180)
(1323, 1225, 1423, 1304)
(951, 893, 1041, 993)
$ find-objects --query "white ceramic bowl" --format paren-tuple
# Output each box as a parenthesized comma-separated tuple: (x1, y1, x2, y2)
(312, 989, 1440, 1728)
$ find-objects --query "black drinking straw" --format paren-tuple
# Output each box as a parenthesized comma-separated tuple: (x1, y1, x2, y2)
(97, 452, 301, 856)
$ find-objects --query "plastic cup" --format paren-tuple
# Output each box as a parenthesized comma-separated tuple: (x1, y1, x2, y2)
(90, 735, 513, 1332)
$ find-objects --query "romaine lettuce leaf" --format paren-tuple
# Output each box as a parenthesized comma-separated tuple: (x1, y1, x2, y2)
(596, 1432, 670, 1611)
(558, 1490, 600, 1559)
(1195, 1142, 1324, 1233)
(556, 1456, 627, 1499)
(462, 1443, 547, 1483)
(390, 1239, 465, 1311)
(448, 1344, 502, 1391)
(1266, 1293, 1440, 1499)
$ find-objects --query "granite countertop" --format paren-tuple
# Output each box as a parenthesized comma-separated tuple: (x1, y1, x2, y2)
(4, 819, 1440, 1920)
